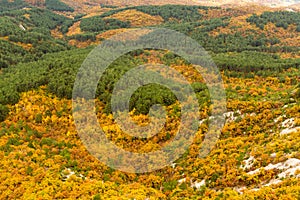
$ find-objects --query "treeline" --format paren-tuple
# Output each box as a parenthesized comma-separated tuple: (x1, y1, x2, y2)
(21, 8, 70, 29)
(0, 40, 29, 68)
(160, 17, 289, 54)
(0, 17, 23, 37)
(247, 11, 300, 31)
(98, 5, 220, 22)
(0, 8, 73, 66)
(100, 4, 118, 8)
(0, 7, 73, 31)
(133, 5, 204, 22)
(1, 45, 299, 122)
(67, 33, 97, 42)
(163, 17, 230, 34)
(80, 17, 130, 32)
(0, 31, 71, 67)
(0, 47, 91, 121)
(0, 0, 74, 12)
(45, 0, 74, 12)
(197, 17, 230, 32)
(95, 52, 206, 114)
(0, 48, 209, 121)
(0, 0, 28, 12)
(1, 4, 300, 121)
(213, 51, 300, 73)
(191, 31, 284, 53)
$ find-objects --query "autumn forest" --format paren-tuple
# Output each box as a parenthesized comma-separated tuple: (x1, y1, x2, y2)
(0, 0, 300, 199)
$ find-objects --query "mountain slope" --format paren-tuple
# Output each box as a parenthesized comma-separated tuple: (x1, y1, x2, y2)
(0, 3, 300, 199)
(195, 0, 300, 7)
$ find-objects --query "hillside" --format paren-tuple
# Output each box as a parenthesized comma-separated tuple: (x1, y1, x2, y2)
(0, 1, 300, 199)
(24, 0, 300, 7)
(195, 0, 300, 7)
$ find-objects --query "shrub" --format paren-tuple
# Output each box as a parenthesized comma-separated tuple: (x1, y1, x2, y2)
(0, 104, 9, 122)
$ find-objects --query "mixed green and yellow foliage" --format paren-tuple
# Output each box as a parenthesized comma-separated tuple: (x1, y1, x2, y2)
(0, 0, 300, 199)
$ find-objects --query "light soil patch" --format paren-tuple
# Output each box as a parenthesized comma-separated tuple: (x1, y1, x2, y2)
(242, 156, 256, 170)
(247, 158, 300, 178)
(280, 127, 300, 136)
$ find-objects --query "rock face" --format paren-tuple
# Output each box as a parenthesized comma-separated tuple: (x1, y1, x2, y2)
(280, 127, 300, 135)
(278, 117, 300, 136)
(241, 156, 255, 170)
(246, 158, 300, 187)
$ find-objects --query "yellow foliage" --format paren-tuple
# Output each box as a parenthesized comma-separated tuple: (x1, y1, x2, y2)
(104, 9, 164, 26)
(66, 21, 83, 36)
(0, 61, 299, 199)
(50, 26, 64, 39)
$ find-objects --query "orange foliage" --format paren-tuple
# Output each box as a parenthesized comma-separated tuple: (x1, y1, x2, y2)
(105, 9, 164, 26)
(210, 14, 260, 37)
(68, 39, 99, 48)
(210, 14, 300, 48)
(66, 21, 82, 36)
(82, 7, 112, 19)
(1, 37, 32, 50)
(98, 28, 153, 42)
(96, 28, 127, 40)
(23, 13, 31, 19)
(61, 0, 200, 10)
(1, 66, 300, 198)
(51, 26, 64, 39)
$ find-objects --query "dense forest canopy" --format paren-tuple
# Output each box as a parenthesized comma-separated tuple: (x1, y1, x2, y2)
(45, 0, 75, 12)
(98, 5, 212, 21)
(80, 17, 131, 32)
(247, 11, 300, 31)
(0, 0, 28, 12)
(0, 1, 299, 120)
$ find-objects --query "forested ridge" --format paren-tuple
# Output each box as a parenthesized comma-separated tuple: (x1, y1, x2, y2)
(0, 1, 300, 199)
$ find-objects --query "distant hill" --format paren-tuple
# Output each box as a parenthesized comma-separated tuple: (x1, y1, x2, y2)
(54, 0, 300, 8)
(195, 0, 300, 7)
(19, 0, 300, 13)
